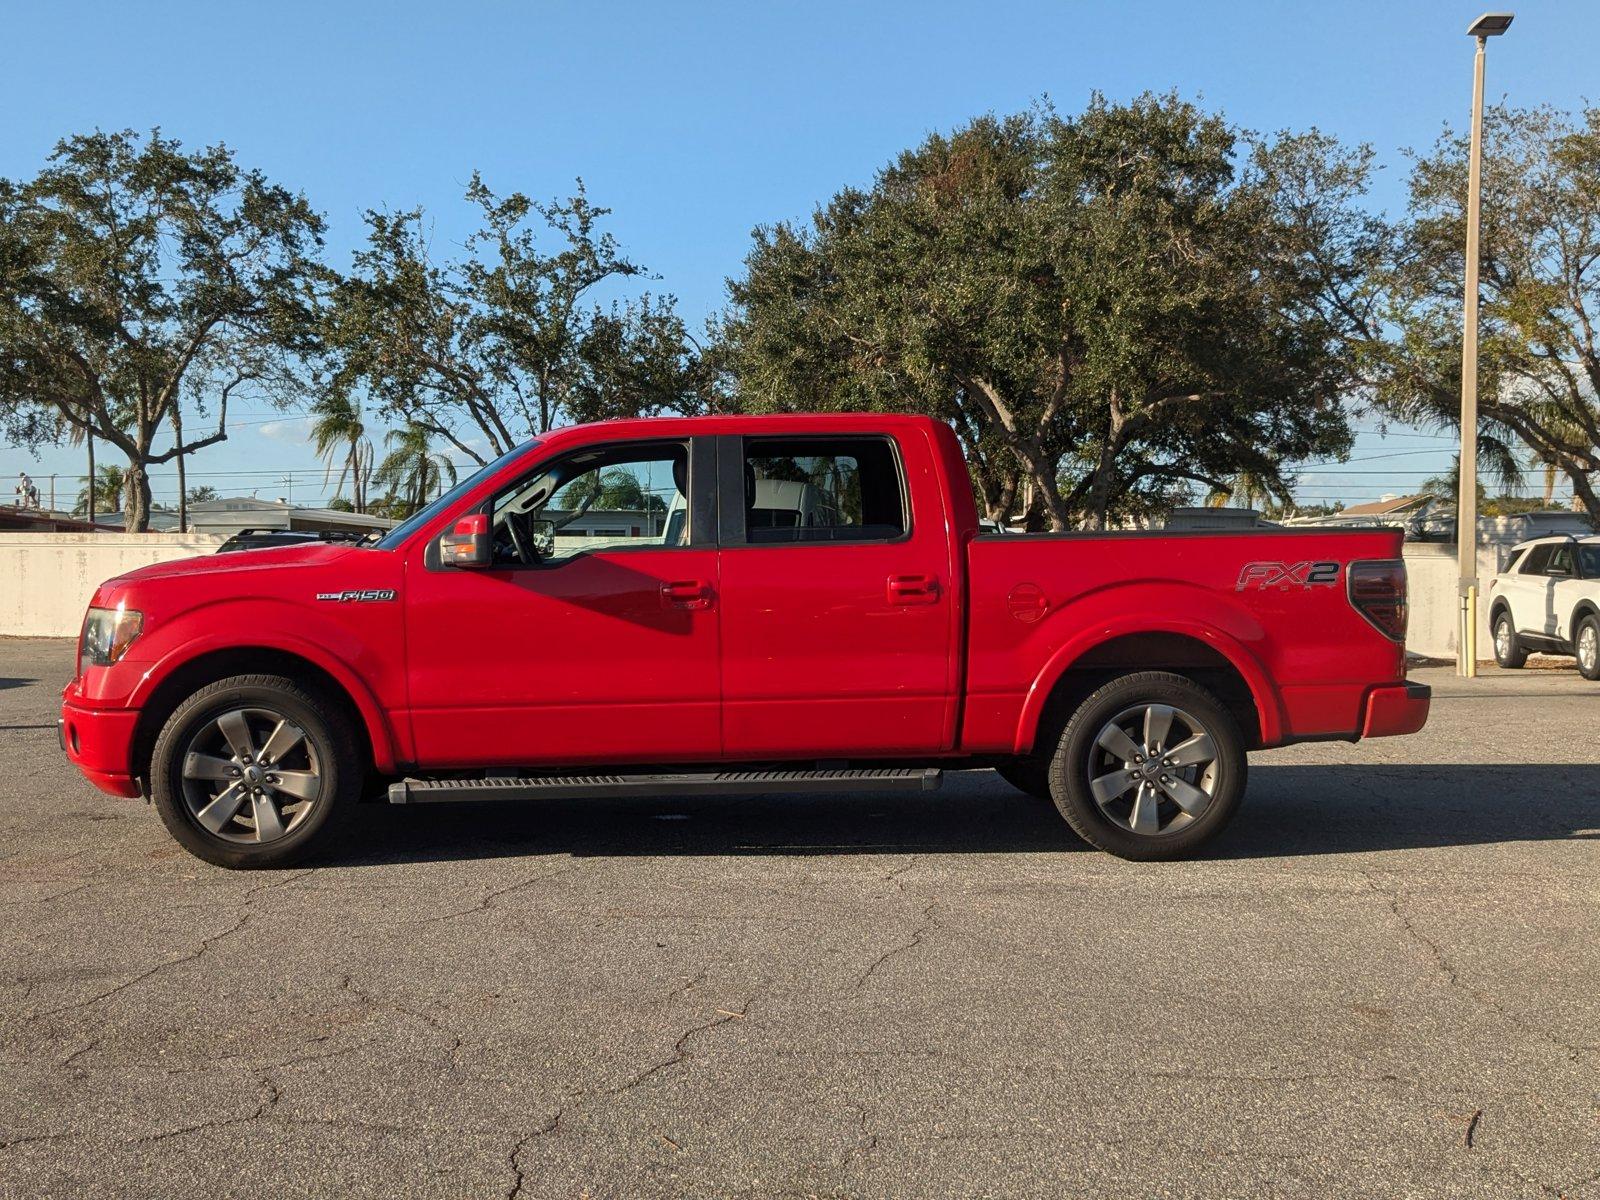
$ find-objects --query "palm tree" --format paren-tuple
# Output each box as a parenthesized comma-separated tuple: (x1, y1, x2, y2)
(310, 391, 374, 513)
(1204, 469, 1290, 512)
(371, 424, 456, 518)
(75, 464, 126, 517)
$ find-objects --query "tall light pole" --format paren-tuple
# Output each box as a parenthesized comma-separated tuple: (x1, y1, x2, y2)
(1457, 11, 1514, 678)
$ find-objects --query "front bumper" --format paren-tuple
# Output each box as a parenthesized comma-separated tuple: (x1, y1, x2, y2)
(1360, 681, 1431, 739)
(60, 700, 141, 798)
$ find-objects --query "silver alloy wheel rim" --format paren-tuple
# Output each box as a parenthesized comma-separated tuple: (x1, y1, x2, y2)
(1495, 620, 1511, 661)
(1582, 626, 1598, 673)
(1086, 703, 1220, 837)
(179, 707, 321, 845)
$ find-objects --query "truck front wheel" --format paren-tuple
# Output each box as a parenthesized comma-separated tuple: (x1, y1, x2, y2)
(151, 674, 362, 869)
(1047, 672, 1247, 861)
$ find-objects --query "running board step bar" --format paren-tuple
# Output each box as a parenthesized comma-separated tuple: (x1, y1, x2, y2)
(388, 767, 942, 805)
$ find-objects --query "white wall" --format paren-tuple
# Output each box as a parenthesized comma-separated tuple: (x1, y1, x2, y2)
(1403, 542, 1510, 662)
(0, 533, 224, 638)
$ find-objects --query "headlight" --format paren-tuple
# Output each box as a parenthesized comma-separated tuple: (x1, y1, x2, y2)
(79, 605, 143, 674)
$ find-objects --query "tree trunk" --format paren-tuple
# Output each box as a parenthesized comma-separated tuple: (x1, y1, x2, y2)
(1568, 465, 1600, 531)
(1024, 459, 1070, 531)
(1082, 403, 1128, 531)
(173, 401, 188, 533)
(124, 462, 153, 533)
(988, 471, 1018, 524)
(86, 434, 96, 523)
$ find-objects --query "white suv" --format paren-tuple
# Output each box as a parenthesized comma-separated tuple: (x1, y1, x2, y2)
(1488, 536, 1600, 679)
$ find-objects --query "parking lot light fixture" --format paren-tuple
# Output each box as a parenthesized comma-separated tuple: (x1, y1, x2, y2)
(1457, 11, 1514, 679)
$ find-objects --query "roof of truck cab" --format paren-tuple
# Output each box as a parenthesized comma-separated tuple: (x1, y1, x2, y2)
(538, 412, 943, 442)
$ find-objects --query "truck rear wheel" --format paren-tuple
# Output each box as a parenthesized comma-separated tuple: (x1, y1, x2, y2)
(151, 674, 361, 869)
(1047, 671, 1246, 861)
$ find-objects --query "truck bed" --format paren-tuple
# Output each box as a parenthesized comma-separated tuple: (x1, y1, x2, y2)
(959, 527, 1408, 753)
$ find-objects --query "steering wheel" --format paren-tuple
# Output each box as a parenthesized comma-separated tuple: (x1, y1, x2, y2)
(504, 511, 536, 566)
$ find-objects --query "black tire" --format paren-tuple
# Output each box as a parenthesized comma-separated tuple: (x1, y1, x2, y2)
(1577, 615, 1600, 681)
(151, 674, 362, 869)
(996, 758, 1053, 801)
(1047, 671, 1247, 861)
(1492, 610, 1528, 669)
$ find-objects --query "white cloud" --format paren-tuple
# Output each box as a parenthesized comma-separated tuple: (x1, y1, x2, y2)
(256, 416, 315, 445)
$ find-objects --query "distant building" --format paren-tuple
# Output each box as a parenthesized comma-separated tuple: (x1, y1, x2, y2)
(0, 507, 113, 533)
(1160, 506, 1277, 531)
(1283, 493, 1591, 545)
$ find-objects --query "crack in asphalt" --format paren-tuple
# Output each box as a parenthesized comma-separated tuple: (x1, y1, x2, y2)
(504, 1109, 563, 1200)
(1362, 871, 1598, 1066)
(23, 912, 252, 1021)
(130, 1070, 282, 1147)
(411, 862, 581, 926)
(609, 998, 754, 1096)
(338, 972, 469, 1076)
(852, 900, 938, 992)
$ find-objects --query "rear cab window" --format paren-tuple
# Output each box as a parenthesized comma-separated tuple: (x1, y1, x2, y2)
(736, 436, 907, 545)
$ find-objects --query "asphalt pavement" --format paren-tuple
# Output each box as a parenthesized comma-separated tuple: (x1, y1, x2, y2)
(1, 637, 1597, 1199)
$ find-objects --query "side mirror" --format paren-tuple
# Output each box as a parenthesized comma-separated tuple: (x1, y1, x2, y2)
(439, 513, 491, 568)
(529, 517, 556, 560)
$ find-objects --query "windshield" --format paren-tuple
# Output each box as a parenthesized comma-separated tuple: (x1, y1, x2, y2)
(370, 440, 542, 550)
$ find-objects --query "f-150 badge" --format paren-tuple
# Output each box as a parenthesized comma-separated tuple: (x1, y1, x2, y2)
(1235, 561, 1340, 591)
(315, 589, 397, 603)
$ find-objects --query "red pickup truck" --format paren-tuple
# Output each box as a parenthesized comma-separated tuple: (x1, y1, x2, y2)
(61, 413, 1429, 868)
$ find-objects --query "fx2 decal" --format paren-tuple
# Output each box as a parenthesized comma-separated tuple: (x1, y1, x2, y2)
(1235, 561, 1341, 592)
(315, 589, 397, 603)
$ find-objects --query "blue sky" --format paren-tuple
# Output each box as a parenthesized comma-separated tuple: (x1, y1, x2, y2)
(4, 0, 1597, 510)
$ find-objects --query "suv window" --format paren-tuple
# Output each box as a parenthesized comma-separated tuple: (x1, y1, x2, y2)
(1547, 544, 1577, 577)
(490, 442, 689, 566)
(1520, 544, 1554, 575)
(740, 437, 906, 544)
(1580, 545, 1600, 579)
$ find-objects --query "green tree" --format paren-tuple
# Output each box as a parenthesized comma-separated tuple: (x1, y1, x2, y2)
(370, 423, 457, 517)
(323, 177, 708, 465)
(1376, 104, 1600, 524)
(0, 129, 325, 530)
(185, 484, 219, 505)
(716, 95, 1361, 529)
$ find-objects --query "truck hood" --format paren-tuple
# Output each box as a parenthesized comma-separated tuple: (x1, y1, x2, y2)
(107, 541, 363, 585)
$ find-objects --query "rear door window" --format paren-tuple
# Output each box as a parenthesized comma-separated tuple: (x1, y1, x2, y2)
(738, 437, 906, 544)
(1520, 544, 1554, 575)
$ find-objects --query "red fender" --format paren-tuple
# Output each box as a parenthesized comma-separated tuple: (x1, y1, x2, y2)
(128, 630, 405, 773)
(1014, 614, 1286, 754)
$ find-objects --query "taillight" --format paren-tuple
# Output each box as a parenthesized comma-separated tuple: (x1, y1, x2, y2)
(1348, 560, 1407, 642)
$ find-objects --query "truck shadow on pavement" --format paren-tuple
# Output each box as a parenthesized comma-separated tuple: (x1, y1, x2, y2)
(332, 764, 1600, 866)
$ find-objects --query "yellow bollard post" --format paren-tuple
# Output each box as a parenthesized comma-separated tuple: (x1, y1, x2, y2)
(1464, 584, 1478, 678)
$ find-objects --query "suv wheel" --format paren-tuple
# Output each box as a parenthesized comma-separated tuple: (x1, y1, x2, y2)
(1578, 616, 1600, 681)
(1493, 612, 1528, 669)
(151, 674, 361, 869)
(1047, 672, 1247, 861)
